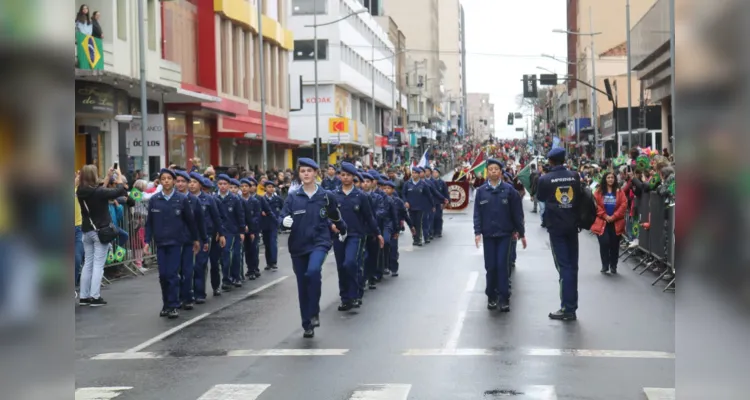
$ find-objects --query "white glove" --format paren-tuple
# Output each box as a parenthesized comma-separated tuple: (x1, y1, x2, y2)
(282, 215, 293, 228)
(338, 232, 347, 242)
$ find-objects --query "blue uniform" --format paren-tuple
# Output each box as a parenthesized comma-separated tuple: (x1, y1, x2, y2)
(179, 192, 208, 304)
(390, 195, 412, 274)
(242, 194, 262, 277)
(321, 175, 342, 191)
(375, 188, 398, 278)
(195, 191, 224, 301)
(473, 181, 525, 305)
(364, 188, 388, 287)
(145, 190, 199, 310)
(432, 178, 450, 236)
(536, 165, 582, 313)
(423, 178, 447, 241)
(331, 186, 379, 304)
(280, 185, 347, 330)
(262, 194, 283, 267)
(402, 179, 433, 245)
(214, 192, 245, 288)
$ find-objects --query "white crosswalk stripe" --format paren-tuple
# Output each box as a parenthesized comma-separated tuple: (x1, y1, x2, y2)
(75, 386, 133, 400)
(196, 384, 271, 400)
(349, 384, 412, 400)
(643, 387, 676, 400)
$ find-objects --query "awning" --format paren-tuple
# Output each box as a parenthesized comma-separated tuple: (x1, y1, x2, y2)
(163, 88, 221, 104)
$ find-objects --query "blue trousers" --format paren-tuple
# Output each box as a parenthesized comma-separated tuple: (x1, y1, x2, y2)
(262, 227, 278, 266)
(194, 239, 210, 300)
(549, 231, 579, 313)
(511, 238, 518, 264)
(433, 207, 444, 235)
(333, 236, 363, 303)
(364, 236, 382, 283)
(423, 209, 433, 239)
(245, 233, 261, 274)
(389, 236, 400, 273)
(357, 236, 367, 299)
(221, 234, 241, 285)
(482, 236, 513, 303)
(179, 244, 195, 304)
(291, 249, 327, 330)
(410, 210, 424, 244)
(75, 226, 84, 286)
(157, 245, 183, 309)
(209, 235, 223, 290)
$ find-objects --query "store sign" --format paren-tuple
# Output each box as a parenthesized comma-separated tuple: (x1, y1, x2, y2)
(75, 81, 116, 114)
(126, 115, 165, 157)
(305, 97, 331, 103)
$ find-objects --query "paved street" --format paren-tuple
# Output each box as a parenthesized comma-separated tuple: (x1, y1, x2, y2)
(75, 195, 674, 400)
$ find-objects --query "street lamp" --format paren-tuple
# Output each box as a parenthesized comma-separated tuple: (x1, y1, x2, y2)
(305, 6, 368, 165)
(540, 56, 583, 153)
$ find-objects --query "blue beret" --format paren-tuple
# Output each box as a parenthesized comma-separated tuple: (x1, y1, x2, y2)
(487, 158, 504, 169)
(248, 177, 258, 185)
(417, 167, 424, 173)
(547, 148, 566, 161)
(361, 172, 374, 181)
(353, 173, 362, 182)
(263, 180, 276, 187)
(240, 178, 253, 186)
(175, 170, 191, 181)
(434, 168, 440, 173)
(189, 171, 204, 182)
(229, 179, 241, 187)
(340, 162, 359, 177)
(159, 168, 176, 179)
(216, 174, 231, 183)
(200, 178, 213, 189)
(383, 180, 396, 188)
(423, 165, 432, 171)
(411, 166, 421, 172)
(367, 170, 380, 180)
(298, 157, 319, 170)
(504, 173, 513, 181)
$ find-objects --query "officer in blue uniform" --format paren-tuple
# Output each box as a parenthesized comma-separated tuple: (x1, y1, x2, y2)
(240, 178, 261, 280)
(357, 172, 377, 300)
(375, 177, 398, 278)
(385, 180, 414, 277)
(174, 170, 209, 310)
(262, 181, 283, 270)
(431, 168, 450, 238)
(361, 172, 386, 289)
(144, 168, 200, 319)
(536, 148, 581, 321)
(331, 162, 382, 311)
(228, 179, 246, 286)
(402, 166, 433, 246)
(280, 157, 347, 338)
(421, 166, 448, 243)
(473, 159, 526, 312)
(213, 174, 246, 294)
(321, 164, 342, 191)
(189, 172, 225, 304)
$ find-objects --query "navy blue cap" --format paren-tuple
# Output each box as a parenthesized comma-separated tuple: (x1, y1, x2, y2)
(175, 170, 191, 182)
(547, 148, 566, 162)
(216, 174, 231, 183)
(263, 180, 276, 187)
(189, 171, 204, 182)
(229, 178, 241, 187)
(416, 167, 425, 173)
(411, 166, 421, 172)
(340, 162, 359, 177)
(159, 168, 176, 179)
(368, 170, 380, 180)
(200, 177, 213, 189)
(247, 177, 258, 185)
(487, 158, 504, 169)
(383, 180, 396, 188)
(297, 157, 319, 170)
(423, 165, 432, 171)
(434, 168, 440, 173)
(353, 174, 361, 183)
(240, 178, 253, 186)
(361, 172, 374, 181)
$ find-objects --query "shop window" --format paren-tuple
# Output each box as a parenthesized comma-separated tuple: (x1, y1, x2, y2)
(292, 0, 326, 15)
(293, 40, 327, 61)
(193, 117, 211, 167)
(168, 115, 187, 167)
(117, 0, 127, 40)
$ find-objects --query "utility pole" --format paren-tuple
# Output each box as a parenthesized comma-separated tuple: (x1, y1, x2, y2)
(589, 6, 600, 160)
(137, 0, 148, 174)
(370, 32, 376, 167)
(259, 0, 268, 171)
(313, 0, 320, 165)
(626, 0, 633, 154)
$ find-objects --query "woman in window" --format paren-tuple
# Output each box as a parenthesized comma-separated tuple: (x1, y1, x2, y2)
(591, 171, 627, 274)
(75, 4, 92, 35)
(92, 11, 103, 39)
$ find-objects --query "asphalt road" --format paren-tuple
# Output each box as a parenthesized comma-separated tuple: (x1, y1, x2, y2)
(75, 193, 675, 400)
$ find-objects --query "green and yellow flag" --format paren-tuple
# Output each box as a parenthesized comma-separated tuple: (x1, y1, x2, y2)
(76, 31, 104, 70)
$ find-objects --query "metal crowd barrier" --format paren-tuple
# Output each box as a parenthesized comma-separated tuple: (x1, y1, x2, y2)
(99, 201, 158, 284)
(620, 191, 675, 292)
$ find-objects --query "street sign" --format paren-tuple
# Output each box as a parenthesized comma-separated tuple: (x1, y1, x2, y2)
(514, 112, 523, 119)
(328, 118, 348, 133)
(515, 127, 524, 132)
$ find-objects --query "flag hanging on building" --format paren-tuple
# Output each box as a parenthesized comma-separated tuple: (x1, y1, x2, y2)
(76, 31, 104, 70)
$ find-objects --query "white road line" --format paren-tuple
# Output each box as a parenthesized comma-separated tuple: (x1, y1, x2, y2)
(465, 271, 479, 292)
(121, 275, 289, 354)
(196, 384, 271, 400)
(91, 352, 165, 360)
(403, 348, 675, 359)
(404, 348, 494, 356)
(643, 387, 676, 400)
(349, 384, 412, 400)
(226, 349, 349, 356)
(75, 387, 132, 400)
(444, 272, 478, 350)
(522, 385, 558, 400)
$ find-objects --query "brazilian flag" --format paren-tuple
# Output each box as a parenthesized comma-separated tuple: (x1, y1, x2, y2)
(76, 31, 104, 70)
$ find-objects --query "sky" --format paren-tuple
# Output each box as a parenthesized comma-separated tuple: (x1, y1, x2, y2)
(462, 0, 568, 140)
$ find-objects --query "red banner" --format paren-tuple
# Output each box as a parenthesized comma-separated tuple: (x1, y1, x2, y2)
(445, 181, 470, 210)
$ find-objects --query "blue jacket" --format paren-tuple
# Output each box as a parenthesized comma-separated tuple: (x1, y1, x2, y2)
(377, 189, 398, 236)
(435, 178, 450, 202)
(392, 196, 413, 229)
(473, 181, 525, 238)
(536, 165, 581, 234)
(401, 179, 433, 212)
(197, 191, 224, 238)
(215, 192, 246, 235)
(184, 192, 208, 242)
(241, 194, 261, 235)
(145, 191, 199, 246)
(321, 176, 342, 191)
(331, 186, 380, 238)
(425, 178, 448, 206)
(262, 194, 283, 230)
(280, 186, 347, 257)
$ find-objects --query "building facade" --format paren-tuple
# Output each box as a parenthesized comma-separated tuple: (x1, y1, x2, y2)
(467, 93, 495, 142)
(438, 0, 464, 134)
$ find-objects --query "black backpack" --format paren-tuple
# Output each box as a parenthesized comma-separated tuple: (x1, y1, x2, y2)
(577, 184, 597, 230)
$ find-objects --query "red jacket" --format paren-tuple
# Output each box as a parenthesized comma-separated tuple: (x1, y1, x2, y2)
(591, 189, 627, 236)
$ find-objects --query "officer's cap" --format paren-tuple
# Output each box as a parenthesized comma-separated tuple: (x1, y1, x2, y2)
(216, 174, 231, 183)
(383, 180, 396, 188)
(361, 172, 374, 181)
(159, 168, 176, 179)
(298, 157, 319, 170)
(423, 166, 432, 171)
(547, 148, 566, 162)
(434, 167, 440, 173)
(411, 166, 421, 173)
(367, 169, 381, 180)
(240, 178, 253, 186)
(247, 177, 258, 185)
(175, 170, 191, 182)
(353, 174, 361, 183)
(486, 158, 504, 169)
(229, 178, 241, 187)
(189, 171, 204, 182)
(200, 177, 214, 189)
(340, 162, 359, 177)
(263, 180, 276, 187)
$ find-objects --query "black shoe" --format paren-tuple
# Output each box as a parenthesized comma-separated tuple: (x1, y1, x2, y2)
(213, 289, 222, 297)
(254, 271, 262, 278)
(78, 298, 91, 306)
(374, 276, 382, 283)
(247, 274, 256, 280)
(437, 234, 443, 238)
(383, 269, 391, 276)
(499, 302, 510, 312)
(303, 328, 315, 338)
(548, 309, 577, 321)
(531, 210, 537, 213)
(610, 267, 618, 274)
(270, 264, 278, 271)
(414, 242, 423, 247)
(354, 299, 362, 308)
(600, 266, 609, 273)
(159, 308, 169, 317)
(195, 298, 206, 305)
(221, 284, 233, 291)
(391, 272, 399, 277)
(182, 302, 194, 310)
(89, 297, 107, 307)
(232, 280, 243, 288)
(487, 300, 498, 310)
(368, 283, 377, 290)
(264, 266, 272, 271)
(425, 240, 431, 244)
(167, 308, 179, 319)
(311, 316, 320, 327)
(338, 302, 353, 311)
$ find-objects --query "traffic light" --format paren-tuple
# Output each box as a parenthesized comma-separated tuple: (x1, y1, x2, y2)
(507, 113, 514, 125)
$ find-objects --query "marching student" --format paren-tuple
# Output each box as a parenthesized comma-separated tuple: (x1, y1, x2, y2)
(213, 175, 245, 295)
(376, 178, 398, 277)
(431, 168, 450, 238)
(361, 172, 387, 290)
(473, 159, 526, 313)
(174, 170, 209, 310)
(321, 164, 342, 191)
(387, 181, 414, 277)
(189, 172, 225, 304)
(228, 179, 246, 286)
(261, 181, 283, 270)
(144, 168, 200, 319)
(331, 162, 382, 311)
(240, 178, 262, 280)
(402, 166, 433, 246)
(279, 158, 347, 338)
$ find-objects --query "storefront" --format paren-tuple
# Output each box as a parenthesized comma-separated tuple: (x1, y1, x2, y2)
(75, 80, 128, 175)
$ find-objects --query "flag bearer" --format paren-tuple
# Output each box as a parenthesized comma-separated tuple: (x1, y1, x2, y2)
(402, 166, 433, 246)
(189, 172, 224, 304)
(144, 168, 200, 319)
(362, 173, 386, 289)
(240, 178, 262, 280)
(174, 170, 208, 310)
(280, 158, 347, 338)
(473, 159, 526, 313)
(431, 168, 450, 238)
(262, 181, 283, 270)
(331, 162, 381, 311)
(387, 182, 414, 277)
(213, 175, 245, 294)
